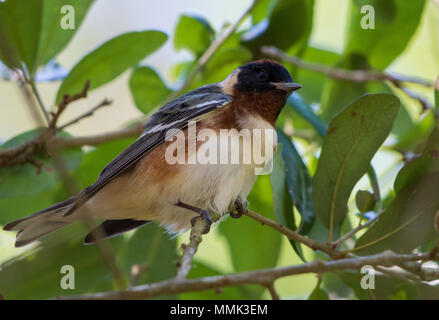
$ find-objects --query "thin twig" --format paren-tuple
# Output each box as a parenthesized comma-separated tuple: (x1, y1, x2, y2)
(52, 123, 143, 148)
(261, 46, 433, 87)
(262, 46, 433, 112)
(50, 80, 90, 130)
(58, 251, 437, 300)
(332, 210, 384, 247)
(267, 283, 280, 300)
(245, 209, 341, 258)
(58, 98, 112, 131)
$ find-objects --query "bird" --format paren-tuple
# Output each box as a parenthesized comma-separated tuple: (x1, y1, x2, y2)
(3, 59, 301, 247)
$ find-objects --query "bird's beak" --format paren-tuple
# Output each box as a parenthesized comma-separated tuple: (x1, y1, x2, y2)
(272, 82, 302, 93)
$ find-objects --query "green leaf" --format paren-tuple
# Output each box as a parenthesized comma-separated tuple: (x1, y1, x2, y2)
(394, 115, 439, 193)
(243, 0, 314, 55)
(56, 31, 167, 103)
(346, 0, 426, 70)
(355, 172, 439, 255)
(74, 137, 135, 188)
(287, 93, 327, 137)
(0, 0, 43, 72)
(0, 129, 83, 198)
(270, 144, 305, 261)
(174, 15, 214, 56)
(0, 0, 93, 76)
(118, 223, 177, 298)
(277, 130, 314, 234)
(218, 175, 282, 298)
(313, 94, 400, 238)
(338, 271, 439, 300)
(435, 77, 439, 107)
(36, 0, 94, 68)
(0, 224, 123, 299)
(251, 0, 275, 25)
(129, 66, 171, 114)
(0, 182, 62, 225)
(308, 284, 330, 300)
(320, 0, 425, 120)
(355, 190, 376, 213)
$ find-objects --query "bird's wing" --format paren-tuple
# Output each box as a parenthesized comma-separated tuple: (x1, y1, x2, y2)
(65, 84, 231, 215)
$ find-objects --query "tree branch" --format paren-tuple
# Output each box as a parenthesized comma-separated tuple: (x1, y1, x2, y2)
(262, 46, 433, 111)
(261, 46, 433, 87)
(332, 210, 384, 247)
(57, 98, 112, 131)
(57, 251, 437, 300)
(244, 209, 342, 258)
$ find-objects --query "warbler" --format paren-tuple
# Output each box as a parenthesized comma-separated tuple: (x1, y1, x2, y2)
(4, 59, 301, 247)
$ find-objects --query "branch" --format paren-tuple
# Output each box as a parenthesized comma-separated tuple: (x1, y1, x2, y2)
(261, 46, 433, 87)
(58, 251, 437, 300)
(49, 80, 90, 130)
(262, 46, 433, 111)
(58, 98, 112, 130)
(332, 210, 384, 247)
(51, 123, 143, 148)
(244, 209, 342, 258)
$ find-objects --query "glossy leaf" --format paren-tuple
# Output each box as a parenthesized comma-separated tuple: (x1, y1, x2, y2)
(0, 0, 93, 76)
(355, 190, 376, 213)
(73, 137, 135, 188)
(270, 144, 305, 261)
(174, 15, 214, 56)
(0, 129, 83, 198)
(320, 0, 425, 120)
(56, 31, 167, 103)
(0, 0, 43, 72)
(287, 93, 327, 137)
(307, 284, 329, 300)
(313, 94, 400, 237)
(242, 0, 314, 55)
(0, 224, 123, 299)
(346, 0, 426, 70)
(277, 130, 314, 234)
(129, 66, 171, 114)
(118, 223, 177, 298)
(36, 0, 94, 68)
(339, 271, 439, 300)
(355, 172, 439, 255)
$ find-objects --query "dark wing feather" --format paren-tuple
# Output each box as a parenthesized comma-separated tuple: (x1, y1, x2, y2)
(64, 84, 231, 215)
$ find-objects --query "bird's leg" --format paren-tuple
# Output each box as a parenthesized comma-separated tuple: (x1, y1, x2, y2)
(229, 197, 248, 219)
(175, 200, 212, 234)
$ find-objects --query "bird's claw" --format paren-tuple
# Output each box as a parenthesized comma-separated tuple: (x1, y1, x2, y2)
(191, 209, 212, 234)
(229, 198, 248, 219)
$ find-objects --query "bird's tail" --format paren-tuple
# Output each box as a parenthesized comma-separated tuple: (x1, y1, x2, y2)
(3, 198, 76, 247)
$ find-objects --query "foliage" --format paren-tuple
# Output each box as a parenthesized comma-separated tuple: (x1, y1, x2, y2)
(0, 0, 438, 300)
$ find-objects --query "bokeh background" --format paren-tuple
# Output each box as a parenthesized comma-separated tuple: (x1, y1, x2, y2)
(0, 0, 438, 299)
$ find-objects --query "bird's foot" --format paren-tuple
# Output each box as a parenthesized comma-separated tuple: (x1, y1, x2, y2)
(191, 209, 212, 234)
(229, 198, 248, 219)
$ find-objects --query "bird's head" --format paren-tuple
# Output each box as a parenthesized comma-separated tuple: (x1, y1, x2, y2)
(221, 59, 301, 96)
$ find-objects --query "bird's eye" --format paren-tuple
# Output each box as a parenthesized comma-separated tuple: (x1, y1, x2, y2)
(258, 71, 268, 81)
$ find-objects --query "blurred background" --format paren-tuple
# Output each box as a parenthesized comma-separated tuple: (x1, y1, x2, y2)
(0, 0, 438, 299)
